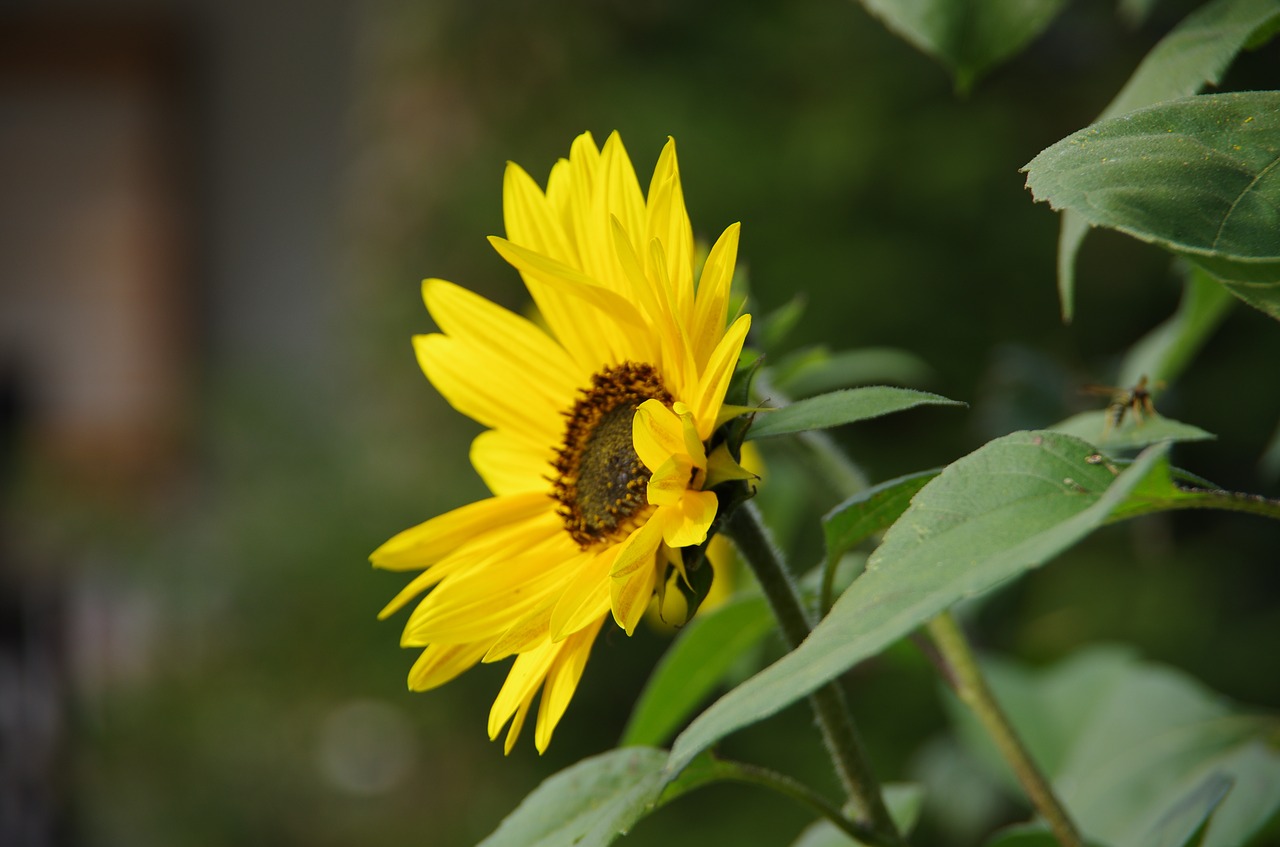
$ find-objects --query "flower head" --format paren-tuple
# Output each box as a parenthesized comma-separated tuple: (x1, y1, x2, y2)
(371, 131, 750, 753)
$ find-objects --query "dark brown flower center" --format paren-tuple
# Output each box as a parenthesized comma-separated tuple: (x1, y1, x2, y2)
(552, 362, 673, 548)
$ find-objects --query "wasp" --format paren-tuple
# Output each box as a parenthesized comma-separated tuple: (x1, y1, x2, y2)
(1082, 375, 1161, 436)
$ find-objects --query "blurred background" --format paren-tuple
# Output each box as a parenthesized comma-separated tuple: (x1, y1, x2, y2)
(2, 0, 1277, 845)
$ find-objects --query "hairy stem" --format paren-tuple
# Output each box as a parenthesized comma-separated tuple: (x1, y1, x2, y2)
(724, 498, 905, 847)
(926, 612, 1083, 847)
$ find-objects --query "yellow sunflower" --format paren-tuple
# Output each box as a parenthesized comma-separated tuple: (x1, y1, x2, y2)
(371, 130, 751, 753)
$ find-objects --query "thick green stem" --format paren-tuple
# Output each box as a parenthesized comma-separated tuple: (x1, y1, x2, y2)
(926, 612, 1083, 847)
(724, 498, 905, 847)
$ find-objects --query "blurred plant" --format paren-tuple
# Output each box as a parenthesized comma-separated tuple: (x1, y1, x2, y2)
(365, 2, 1280, 846)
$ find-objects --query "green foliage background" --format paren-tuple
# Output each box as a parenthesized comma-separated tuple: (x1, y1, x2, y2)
(51, 1, 1280, 845)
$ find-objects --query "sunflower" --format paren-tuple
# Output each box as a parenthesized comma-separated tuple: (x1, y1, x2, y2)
(371, 131, 751, 753)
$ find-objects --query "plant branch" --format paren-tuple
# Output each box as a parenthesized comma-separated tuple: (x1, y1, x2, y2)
(723, 497, 905, 847)
(925, 612, 1083, 847)
(721, 760, 894, 846)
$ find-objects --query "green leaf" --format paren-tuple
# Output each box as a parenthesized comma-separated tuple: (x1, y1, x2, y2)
(770, 348, 934, 398)
(1053, 0, 1280, 319)
(477, 747, 670, 847)
(668, 433, 1171, 775)
(950, 648, 1280, 847)
(1138, 772, 1234, 847)
(621, 595, 774, 748)
(822, 469, 941, 568)
(745, 386, 964, 440)
(1118, 265, 1235, 388)
(1105, 450, 1280, 523)
(1027, 91, 1280, 319)
(1216, 278, 1280, 321)
(857, 0, 1070, 93)
(790, 783, 925, 846)
(1050, 411, 1215, 452)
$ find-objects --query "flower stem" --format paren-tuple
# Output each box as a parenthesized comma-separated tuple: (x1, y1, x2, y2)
(721, 760, 890, 846)
(925, 612, 1083, 847)
(723, 498, 905, 847)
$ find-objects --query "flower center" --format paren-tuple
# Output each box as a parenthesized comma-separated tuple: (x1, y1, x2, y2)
(552, 362, 673, 548)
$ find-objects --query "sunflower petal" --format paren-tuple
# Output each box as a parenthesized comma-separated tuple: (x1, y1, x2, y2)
(402, 540, 585, 646)
(482, 592, 557, 663)
(470, 430, 553, 496)
(659, 489, 718, 549)
(647, 454, 693, 507)
(691, 223, 741, 368)
(535, 616, 605, 753)
(644, 138, 695, 322)
(692, 313, 751, 441)
(549, 544, 616, 641)
(369, 493, 550, 571)
(488, 639, 557, 741)
(414, 334, 560, 450)
(407, 641, 490, 692)
(633, 399, 688, 474)
(610, 519, 664, 634)
(422, 278, 584, 398)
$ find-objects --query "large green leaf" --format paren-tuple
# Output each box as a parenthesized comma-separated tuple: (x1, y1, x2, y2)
(1027, 91, 1280, 319)
(857, 0, 1070, 93)
(949, 649, 1280, 847)
(621, 595, 774, 748)
(478, 748, 792, 847)
(668, 433, 1171, 774)
(745, 386, 963, 440)
(1053, 0, 1280, 320)
(478, 748, 670, 847)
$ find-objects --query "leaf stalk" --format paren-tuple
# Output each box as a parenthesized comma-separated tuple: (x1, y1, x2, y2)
(925, 612, 1084, 847)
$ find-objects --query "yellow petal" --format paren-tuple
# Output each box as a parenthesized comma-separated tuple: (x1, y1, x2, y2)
(691, 223, 741, 369)
(610, 519, 664, 634)
(369, 492, 550, 571)
(549, 544, 616, 641)
(632, 399, 688, 474)
(377, 509, 563, 619)
(422, 278, 584, 400)
(503, 697, 533, 756)
(672, 402, 707, 467)
(692, 313, 751, 441)
(483, 593, 556, 662)
(659, 489, 718, 549)
(535, 616, 605, 753)
(502, 162, 611, 369)
(611, 552, 661, 637)
(407, 641, 490, 692)
(500, 163, 578, 270)
(647, 454, 693, 507)
(488, 639, 557, 741)
(644, 137, 694, 323)
(486, 237, 652, 365)
(413, 333, 560, 451)
(402, 538, 585, 646)
(599, 132, 646, 258)
(470, 430, 553, 496)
